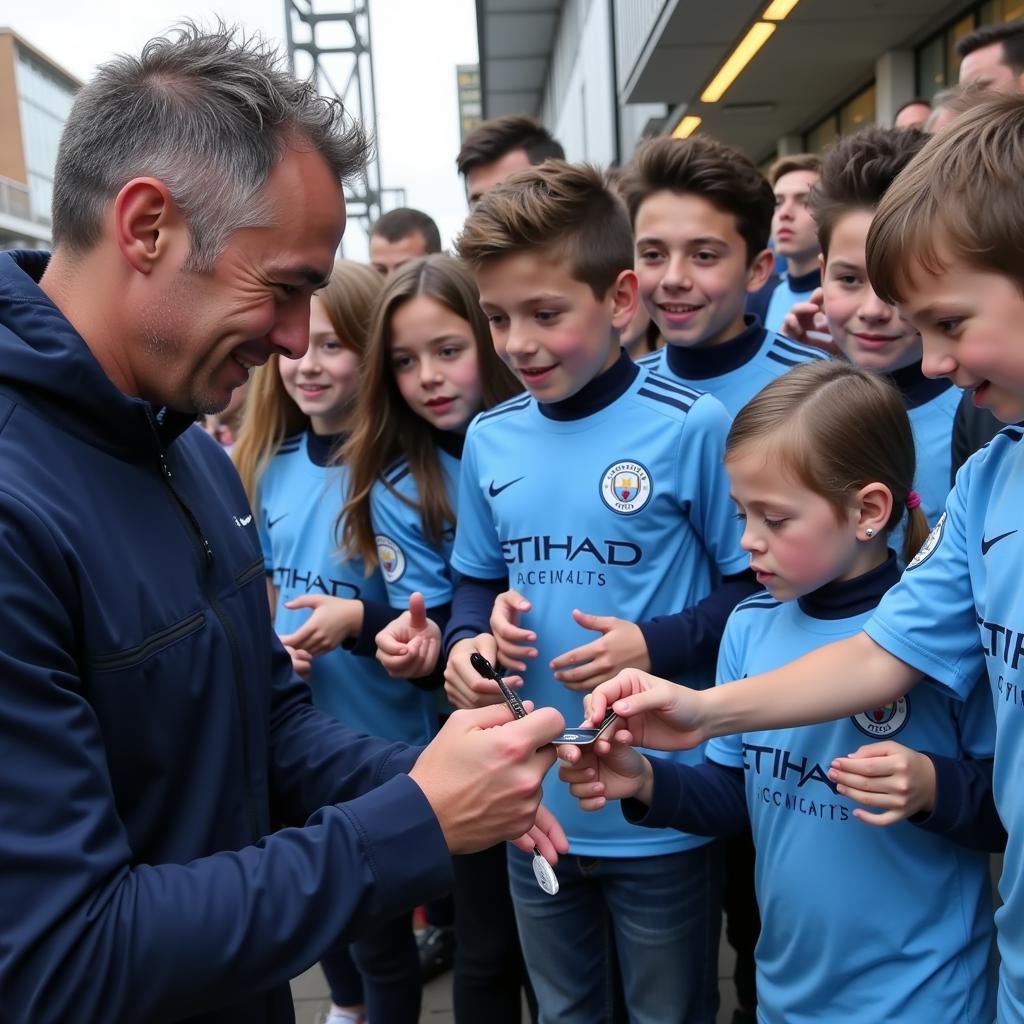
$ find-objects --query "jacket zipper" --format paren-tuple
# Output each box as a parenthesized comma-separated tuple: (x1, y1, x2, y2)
(151, 424, 260, 843)
(87, 612, 205, 671)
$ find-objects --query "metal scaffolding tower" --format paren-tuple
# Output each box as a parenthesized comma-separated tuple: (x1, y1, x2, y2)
(283, 0, 405, 247)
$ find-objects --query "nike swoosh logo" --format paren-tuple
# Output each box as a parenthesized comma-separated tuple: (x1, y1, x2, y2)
(488, 476, 524, 497)
(268, 514, 288, 529)
(982, 529, 1017, 555)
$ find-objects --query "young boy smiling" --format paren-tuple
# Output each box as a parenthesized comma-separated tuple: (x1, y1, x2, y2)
(442, 161, 749, 1023)
(579, 96, 1024, 1024)
(621, 136, 824, 418)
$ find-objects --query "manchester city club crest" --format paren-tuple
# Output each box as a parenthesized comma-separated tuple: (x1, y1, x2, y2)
(852, 697, 910, 738)
(907, 511, 945, 570)
(375, 534, 406, 584)
(599, 460, 653, 515)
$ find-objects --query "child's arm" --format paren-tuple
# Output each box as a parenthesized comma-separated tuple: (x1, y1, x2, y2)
(580, 634, 922, 752)
(829, 743, 1005, 850)
(548, 571, 759, 686)
(558, 743, 749, 836)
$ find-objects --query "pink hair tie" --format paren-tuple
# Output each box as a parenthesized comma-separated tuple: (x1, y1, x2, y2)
(906, 490, 922, 510)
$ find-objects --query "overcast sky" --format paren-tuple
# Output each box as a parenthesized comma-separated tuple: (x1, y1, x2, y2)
(5, 0, 479, 257)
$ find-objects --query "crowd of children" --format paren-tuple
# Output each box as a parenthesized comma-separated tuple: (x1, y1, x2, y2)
(207, 23, 1024, 1024)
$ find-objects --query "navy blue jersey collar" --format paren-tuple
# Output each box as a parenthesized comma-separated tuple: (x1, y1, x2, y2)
(798, 552, 899, 620)
(665, 315, 766, 381)
(887, 359, 952, 410)
(306, 428, 346, 466)
(540, 348, 638, 421)
(786, 266, 821, 293)
(433, 427, 465, 459)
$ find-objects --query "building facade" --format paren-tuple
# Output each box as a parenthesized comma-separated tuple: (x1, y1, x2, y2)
(474, 0, 1024, 163)
(0, 28, 80, 250)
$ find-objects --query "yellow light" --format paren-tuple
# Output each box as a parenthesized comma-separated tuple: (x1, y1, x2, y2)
(701, 22, 776, 103)
(763, 0, 800, 20)
(671, 115, 702, 138)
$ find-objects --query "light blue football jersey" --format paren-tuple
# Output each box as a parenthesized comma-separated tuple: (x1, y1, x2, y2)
(638, 317, 825, 417)
(709, 577, 995, 1023)
(887, 371, 960, 564)
(452, 368, 747, 857)
(764, 268, 821, 336)
(866, 425, 1024, 1023)
(258, 431, 435, 745)
(370, 448, 462, 608)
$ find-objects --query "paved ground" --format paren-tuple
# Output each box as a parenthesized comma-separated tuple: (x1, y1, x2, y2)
(291, 928, 741, 1023)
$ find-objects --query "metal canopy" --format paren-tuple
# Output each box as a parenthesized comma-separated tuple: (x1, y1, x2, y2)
(476, 0, 562, 117)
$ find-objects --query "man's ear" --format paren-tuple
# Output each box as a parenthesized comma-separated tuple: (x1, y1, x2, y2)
(113, 178, 183, 274)
(745, 247, 777, 294)
(610, 268, 640, 329)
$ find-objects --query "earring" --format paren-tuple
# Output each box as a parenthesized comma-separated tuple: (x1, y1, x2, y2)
(865, 527, 875, 538)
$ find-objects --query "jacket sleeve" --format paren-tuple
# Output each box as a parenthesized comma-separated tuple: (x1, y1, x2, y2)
(0, 490, 452, 1023)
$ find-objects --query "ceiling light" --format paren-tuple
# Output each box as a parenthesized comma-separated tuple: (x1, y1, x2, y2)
(671, 115, 702, 138)
(701, 22, 776, 103)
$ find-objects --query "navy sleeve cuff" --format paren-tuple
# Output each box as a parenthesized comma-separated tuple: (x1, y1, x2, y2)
(443, 576, 505, 659)
(911, 753, 1006, 852)
(639, 573, 761, 678)
(321, 772, 454, 917)
(346, 599, 400, 658)
(622, 756, 748, 837)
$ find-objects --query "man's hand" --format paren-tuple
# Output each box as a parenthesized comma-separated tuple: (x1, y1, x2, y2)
(829, 741, 938, 827)
(557, 738, 653, 811)
(549, 610, 650, 691)
(490, 589, 537, 673)
(409, 703, 566, 854)
(279, 595, 363, 656)
(584, 668, 707, 751)
(376, 592, 441, 678)
(444, 634, 518, 709)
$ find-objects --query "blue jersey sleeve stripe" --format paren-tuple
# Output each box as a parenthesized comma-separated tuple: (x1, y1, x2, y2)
(476, 396, 532, 423)
(734, 598, 782, 613)
(644, 372, 703, 402)
(765, 350, 804, 369)
(770, 336, 826, 361)
(384, 463, 412, 487)
(636, 387, 694, 414)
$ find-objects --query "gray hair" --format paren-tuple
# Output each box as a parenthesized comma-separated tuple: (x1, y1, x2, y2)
(51, 22, 370, 271)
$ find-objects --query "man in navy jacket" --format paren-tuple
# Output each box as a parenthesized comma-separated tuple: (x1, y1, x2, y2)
(0, 25, 565, 1024)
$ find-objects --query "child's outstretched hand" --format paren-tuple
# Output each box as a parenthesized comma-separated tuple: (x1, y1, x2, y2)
(283, 643, 312, 680)
(376, 592, 442, 678)
(558, 735, 653, 811)
(549, 610, 650, 691)
(490, 588, 537, 672)
(828, 741, 937, 826)
(279, 595, 363, 656)
(584, 668, 707, 751)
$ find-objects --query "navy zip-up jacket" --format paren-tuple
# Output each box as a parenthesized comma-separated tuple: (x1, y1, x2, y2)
(0, 251, 453, 1023)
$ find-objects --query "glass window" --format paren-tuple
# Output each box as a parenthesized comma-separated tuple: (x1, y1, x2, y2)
(947, 14, 978, 78)
(917, 34, 947, 98)
(839, 83, 876, 134)
(804, 115, 839, 153)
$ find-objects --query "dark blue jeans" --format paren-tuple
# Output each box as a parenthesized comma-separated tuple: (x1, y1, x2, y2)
(320, 909, 420, 1022)
(507, 843, 722, 1024)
